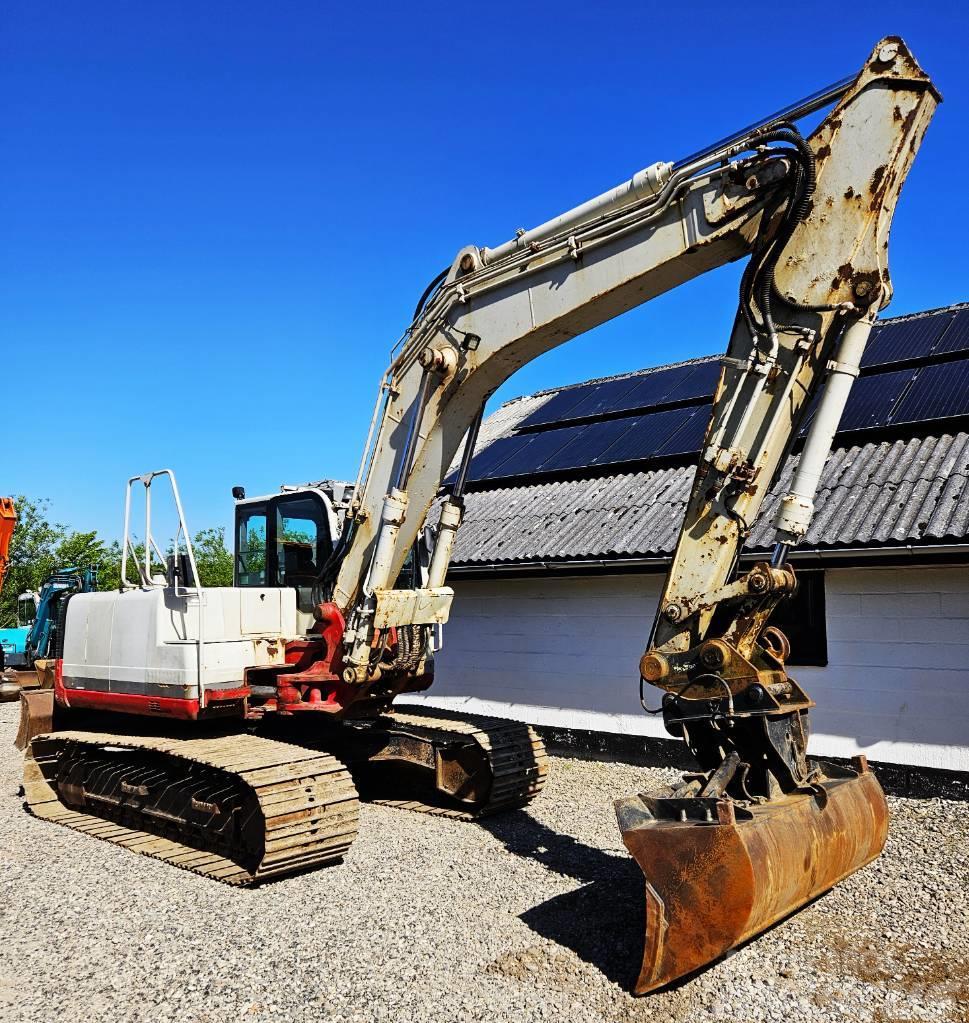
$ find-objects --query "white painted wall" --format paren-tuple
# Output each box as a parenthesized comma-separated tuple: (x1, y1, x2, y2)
(403, 566, 969, 772)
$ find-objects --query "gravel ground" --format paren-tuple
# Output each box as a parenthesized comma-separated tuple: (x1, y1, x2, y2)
(1, 701, 966, 1023)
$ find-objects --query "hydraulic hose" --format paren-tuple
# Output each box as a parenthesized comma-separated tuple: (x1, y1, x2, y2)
(413, 267, 449, 321)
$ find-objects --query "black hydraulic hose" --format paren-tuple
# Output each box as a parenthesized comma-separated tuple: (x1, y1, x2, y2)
(739, 184, 796, 337)
(735, 141, 808, 336)
(313, 517, 355, 606)
(749, 130, 817, 335)
(757, 164, 807, 335)
(735, 128, 816, 340)
(672, 75, 852, 171)
(413, 267, 449, 321)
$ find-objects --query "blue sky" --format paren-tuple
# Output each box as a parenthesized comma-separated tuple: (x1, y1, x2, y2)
(3, 2, 967, 542)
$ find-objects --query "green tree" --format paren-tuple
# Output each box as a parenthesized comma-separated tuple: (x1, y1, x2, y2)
(97, 528, 234, 590)
(96, 539, 144, 592)
(0, 498, 111, 627)
(189, 528, 234, 587)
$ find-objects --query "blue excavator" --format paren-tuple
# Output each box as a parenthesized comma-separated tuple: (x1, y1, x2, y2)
(0, 567, 97, 699)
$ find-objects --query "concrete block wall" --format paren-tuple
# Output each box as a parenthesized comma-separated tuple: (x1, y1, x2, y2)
(403, 565, 969, 771)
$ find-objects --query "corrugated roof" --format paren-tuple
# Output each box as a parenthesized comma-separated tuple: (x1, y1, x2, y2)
(450, 302, 969, 566)
(451, 433, 969, 565)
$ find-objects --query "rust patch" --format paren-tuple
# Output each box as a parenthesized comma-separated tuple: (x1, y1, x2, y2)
(870, 165, 886, 196)
(815, 143, 831, 160)
(831, 262, 880, 305)
(902, 104, 918, 136)
(844, 186, 855, 200)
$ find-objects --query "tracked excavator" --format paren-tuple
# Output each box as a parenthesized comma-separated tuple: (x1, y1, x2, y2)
(17, 38, 938, 992)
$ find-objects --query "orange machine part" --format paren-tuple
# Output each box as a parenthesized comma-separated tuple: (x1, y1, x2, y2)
(0, 497, 15, 592)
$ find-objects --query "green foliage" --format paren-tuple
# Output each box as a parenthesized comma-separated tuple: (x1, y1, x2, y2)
(238, 526, 267, 583)
(96, 539, 146, 592)
(0, 496, 238, 626)
(190, 528, 234, 587)
(99, 529, 235, 589)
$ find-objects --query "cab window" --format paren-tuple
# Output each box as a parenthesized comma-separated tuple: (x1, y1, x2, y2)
(236, 504, 267, 586)
(275, 496, 329, 610)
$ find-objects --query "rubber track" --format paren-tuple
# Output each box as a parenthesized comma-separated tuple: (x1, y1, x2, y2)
(24, 731, 359, 885)
(369, 709, 548, 819)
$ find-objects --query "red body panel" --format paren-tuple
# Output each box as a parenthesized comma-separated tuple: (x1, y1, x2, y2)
(54, 659, 248, 720)
(57, 686, 201, 720)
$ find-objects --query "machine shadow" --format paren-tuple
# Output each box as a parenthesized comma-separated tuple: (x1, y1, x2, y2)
(477, 809, 646, 988)
(477, 807, 834, 993)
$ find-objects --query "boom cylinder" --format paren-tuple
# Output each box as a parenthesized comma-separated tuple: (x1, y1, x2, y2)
(427, 407, 483, 588)
(367, 488, 409, 595)
(427, 498, 462, 588)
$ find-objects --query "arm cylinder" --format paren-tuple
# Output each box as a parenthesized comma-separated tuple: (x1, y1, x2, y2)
(481, 162, 672, 264)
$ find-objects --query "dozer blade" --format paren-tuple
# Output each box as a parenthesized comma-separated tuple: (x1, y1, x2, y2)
(615, 757, 888, 994)
(15, 688, 56, 751)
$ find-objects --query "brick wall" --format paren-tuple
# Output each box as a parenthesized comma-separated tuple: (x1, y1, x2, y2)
(402, 565, 969, 771)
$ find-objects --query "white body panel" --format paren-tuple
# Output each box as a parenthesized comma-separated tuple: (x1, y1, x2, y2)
(62, 586, 297, 700)
(405, 567, 969, 772)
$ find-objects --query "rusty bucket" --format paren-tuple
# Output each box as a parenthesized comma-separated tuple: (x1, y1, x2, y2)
(615, 756, 888, 994)
(15, 688, 56, 752)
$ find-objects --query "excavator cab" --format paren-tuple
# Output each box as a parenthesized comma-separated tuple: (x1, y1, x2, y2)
(233, 483, 431, 624)
(233, 486, 337, 619)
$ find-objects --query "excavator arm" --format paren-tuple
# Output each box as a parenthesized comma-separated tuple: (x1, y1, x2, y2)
(318, 37, 937, 992)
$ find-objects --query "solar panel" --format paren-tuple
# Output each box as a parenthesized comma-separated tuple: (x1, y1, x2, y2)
(467, 306, 969, 488)
(464, 434, 534, 480)
(593, 407, 699, 465)
(481, 424, 587, 479)
(933, 308, 969, 358)
(516, 382, 600, 430)
(661, 360, 721, 404)
(836, 368, 915, 432)
(658, 406, 712, 456)
(558, 376, 645, 422)
(600, 365, 696, 417)
(514, 359, 722, 432)
(891, 358, 969, 424)
(479, 407, 714, 482)
(539, 418, 638, 472)
(860, 311, 954, 369)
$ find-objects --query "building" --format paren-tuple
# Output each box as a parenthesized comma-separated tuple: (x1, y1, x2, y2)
(406, 302, 969, 773)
